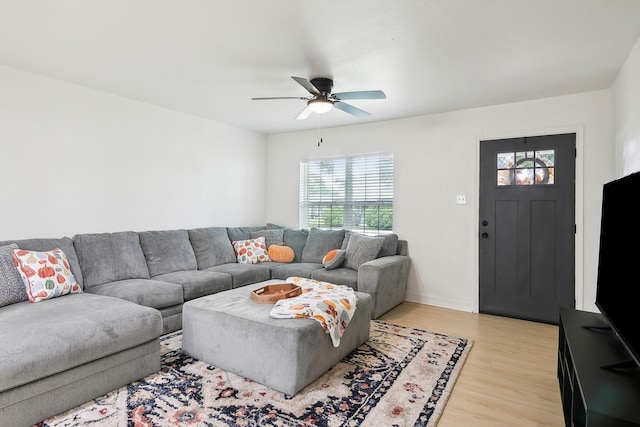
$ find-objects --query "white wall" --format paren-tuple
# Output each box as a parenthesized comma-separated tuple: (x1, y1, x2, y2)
(612, 36, 640, 176)
(267, 90, 612, 313)
(0, 65, 267, 240)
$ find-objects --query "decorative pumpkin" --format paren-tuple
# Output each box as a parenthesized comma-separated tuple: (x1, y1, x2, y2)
(37, 266, 56, 278)
(268, 245, 295, 263)
(20, 264, 36, 278)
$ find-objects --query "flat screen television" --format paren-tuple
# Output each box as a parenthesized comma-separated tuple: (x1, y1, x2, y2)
(594, 170, 640, 369)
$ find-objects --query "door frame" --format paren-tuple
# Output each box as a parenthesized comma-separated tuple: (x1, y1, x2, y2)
(474, 125, 585, 313)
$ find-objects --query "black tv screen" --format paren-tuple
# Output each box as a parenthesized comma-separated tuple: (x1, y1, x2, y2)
(595, 171, 640, 368)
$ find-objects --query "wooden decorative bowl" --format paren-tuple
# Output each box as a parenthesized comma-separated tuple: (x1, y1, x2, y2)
(251, 283, 302, 304)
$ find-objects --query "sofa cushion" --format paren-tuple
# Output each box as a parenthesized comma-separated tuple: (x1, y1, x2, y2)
(250, 229, 284, 248)
(284, 228, 309, 262)
(13, 248, 82, 303)
(232, 237, 270, 264)
(188, 227, 237, 269)
(266, 224, 310, 263)
(0, 292, 162, 394)
(227, 226, 266, 242)
(152, 270, 232, 301)
(0, 243, 28, 307)
(268, 262, 324, 280)
(311, 267, 358, 290)
(378, 233, 399, 257)
(343, 233, 385, 270)
(139, 229, 197, 277)
(301, 228, 346, 264)
(85, 278, 183, 309)
(205, 263, 270, 288)
(0, 237, 84, 288)
(74, 232, 150, 288)
(397, 239, 409, 256)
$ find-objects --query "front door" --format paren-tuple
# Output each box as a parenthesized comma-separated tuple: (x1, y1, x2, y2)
(479, 134, 576, 324)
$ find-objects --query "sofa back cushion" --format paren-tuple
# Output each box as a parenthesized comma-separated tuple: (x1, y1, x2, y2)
(73, 231, 149, 288)
(188, 227, 237, 269)
(250, 229, 284, 248)
(0, 237, 84, 288)
(226, 226, 266, 242)
(397, 240, 408, 256)
(266, 223, 309, 262)
(301, 228, 346, 264)
(139, 229, 197, 276)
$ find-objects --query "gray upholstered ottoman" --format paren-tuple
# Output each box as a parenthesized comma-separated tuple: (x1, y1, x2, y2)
(181, 280, 371, 395)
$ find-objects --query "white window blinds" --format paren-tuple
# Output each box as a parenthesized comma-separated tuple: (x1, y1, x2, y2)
(299, 153, 393, 234)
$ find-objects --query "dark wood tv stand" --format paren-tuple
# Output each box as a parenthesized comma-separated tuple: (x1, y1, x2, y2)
(558, 308, 640, 426)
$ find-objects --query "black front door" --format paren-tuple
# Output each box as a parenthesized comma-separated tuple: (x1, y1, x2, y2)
(479, 134, 576, 324)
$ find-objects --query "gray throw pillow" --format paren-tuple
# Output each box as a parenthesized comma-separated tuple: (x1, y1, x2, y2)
(343, 233, 385, 270)
(301, 228, 346, 263)
(250, 229, 284, 248)
(0, 243, 28, 307)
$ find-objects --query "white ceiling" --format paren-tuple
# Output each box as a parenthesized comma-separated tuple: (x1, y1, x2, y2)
(1, 0, 640, 135)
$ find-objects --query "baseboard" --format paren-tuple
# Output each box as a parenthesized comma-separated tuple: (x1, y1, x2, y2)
(404, 292, 474, 313)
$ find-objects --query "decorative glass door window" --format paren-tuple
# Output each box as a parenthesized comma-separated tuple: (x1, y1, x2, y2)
(496, 150, 556, 185)
(496, 150, 555, 186)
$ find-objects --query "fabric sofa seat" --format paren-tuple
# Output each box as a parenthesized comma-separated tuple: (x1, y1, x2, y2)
(0, 293, 162, 427)
(268, 262, 324, 280)
(205, 263, 270, 288)
(139, 229, 233, 301)
(85, 278, 183, 309)
(74, 231, 186, 333)
(0, 293, 161, 393)
(310, 266, 358, 289)
(153, 270, 232, 300)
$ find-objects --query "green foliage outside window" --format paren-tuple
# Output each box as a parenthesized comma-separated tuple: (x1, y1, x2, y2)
(365, 206, 393, 230)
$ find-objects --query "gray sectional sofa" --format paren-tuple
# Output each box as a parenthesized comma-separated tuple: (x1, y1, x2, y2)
(0, 224, 409, 427)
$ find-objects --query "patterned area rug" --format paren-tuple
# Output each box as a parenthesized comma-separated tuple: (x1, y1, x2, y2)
(38, 320, 472, 427)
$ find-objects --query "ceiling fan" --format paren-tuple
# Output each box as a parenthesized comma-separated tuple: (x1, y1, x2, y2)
(251, 76, 386, 120)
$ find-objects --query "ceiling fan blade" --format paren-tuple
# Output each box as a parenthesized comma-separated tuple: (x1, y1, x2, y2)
(296, 106, 313, 120)
(334, 101, 371, 118)
(291, 76, 320, 95)
(333, 90, 386, 100)
(251, 96, 308, 100)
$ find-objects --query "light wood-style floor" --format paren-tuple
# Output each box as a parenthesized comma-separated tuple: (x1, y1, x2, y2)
(379, 302, 565, 427)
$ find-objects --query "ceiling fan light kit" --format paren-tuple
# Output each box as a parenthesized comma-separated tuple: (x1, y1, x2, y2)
(252, 76, 386, 120)
(308, 98, 334, 114)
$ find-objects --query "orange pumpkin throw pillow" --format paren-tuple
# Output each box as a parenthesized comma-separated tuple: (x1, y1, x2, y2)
(322, 249, 346, 270)
(268, 245, 295, 263)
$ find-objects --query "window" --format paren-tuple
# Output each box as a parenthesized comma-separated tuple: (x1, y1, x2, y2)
(299, 153, 393, 235)
(496, 149, 555, 186)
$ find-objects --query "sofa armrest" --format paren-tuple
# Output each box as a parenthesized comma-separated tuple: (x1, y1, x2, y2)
(357, 255, 411, 319)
